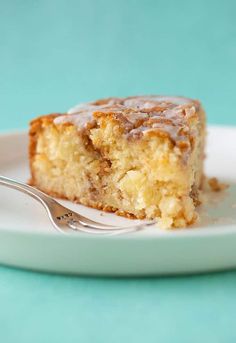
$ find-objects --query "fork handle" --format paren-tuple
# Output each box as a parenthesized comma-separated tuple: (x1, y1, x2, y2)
(0, 175, 55, 208)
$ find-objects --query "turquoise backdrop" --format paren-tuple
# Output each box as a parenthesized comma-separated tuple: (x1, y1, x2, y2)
(0, 0, 236, 131)
(0, 1, 236, 342)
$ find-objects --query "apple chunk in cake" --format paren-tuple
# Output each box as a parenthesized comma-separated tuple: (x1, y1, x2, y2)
(29, 96, 205, 228)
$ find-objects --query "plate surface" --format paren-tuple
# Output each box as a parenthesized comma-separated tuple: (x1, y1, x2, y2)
(0, 127, 236, 275)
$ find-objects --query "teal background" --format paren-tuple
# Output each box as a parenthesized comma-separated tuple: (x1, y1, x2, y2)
(1, 1, 236, 342)
(1, 266, 236, 343)
(0, 0, 236, 131)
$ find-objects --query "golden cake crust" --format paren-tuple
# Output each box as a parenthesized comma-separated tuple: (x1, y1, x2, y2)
(29, 114, 58, 185)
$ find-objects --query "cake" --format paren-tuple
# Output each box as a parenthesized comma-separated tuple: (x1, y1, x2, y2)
(29, 95, 206, 228)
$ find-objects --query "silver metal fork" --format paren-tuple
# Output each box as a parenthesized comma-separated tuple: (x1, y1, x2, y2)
(0, 175, 153, 235)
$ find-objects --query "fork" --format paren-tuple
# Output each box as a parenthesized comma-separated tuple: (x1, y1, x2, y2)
(0, 175, 153, 235)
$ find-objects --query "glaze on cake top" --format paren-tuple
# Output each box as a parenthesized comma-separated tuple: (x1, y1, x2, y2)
(54, 95, 202, 147)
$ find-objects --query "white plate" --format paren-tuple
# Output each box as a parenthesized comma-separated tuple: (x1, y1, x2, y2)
(0, 127, 236, 275)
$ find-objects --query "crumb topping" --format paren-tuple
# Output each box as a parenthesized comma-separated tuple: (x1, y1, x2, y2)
(208, 177, 229, 192)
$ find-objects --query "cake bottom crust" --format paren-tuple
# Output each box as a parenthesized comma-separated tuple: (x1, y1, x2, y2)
(29, 178, 199, 228)
(29, 179, 146, 219)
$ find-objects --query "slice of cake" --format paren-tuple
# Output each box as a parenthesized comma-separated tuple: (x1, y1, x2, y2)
(29, 95, 206, 228)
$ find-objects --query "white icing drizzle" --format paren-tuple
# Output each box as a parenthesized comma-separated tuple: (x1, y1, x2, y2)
(53, 96, 196, 131)
(56, 100, 122, 128)
(123, 96, 191, 109)
(55, 104, 111, 128)
(54, 111, 94, 128)
(68, 98, 119, 114)
(68, 104, 97, 115)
